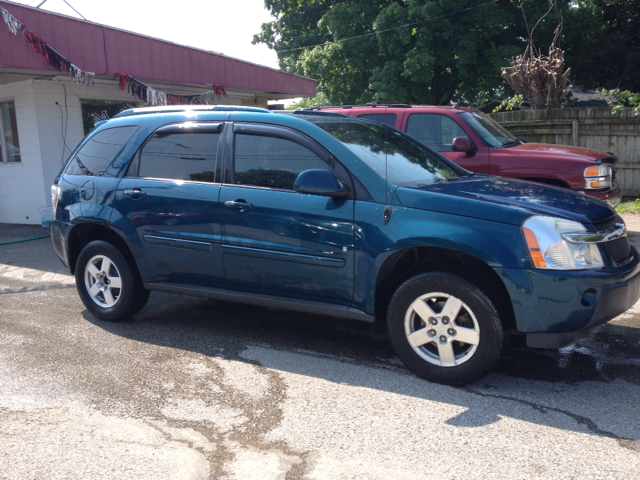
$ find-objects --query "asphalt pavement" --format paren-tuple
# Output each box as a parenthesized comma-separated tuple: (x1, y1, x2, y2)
(0, 218, 639, 479)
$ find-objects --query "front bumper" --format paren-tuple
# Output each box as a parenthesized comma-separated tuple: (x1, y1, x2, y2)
(498, 247, 640, 348)
(526, 266, 640, 347)
(581, 184, 622, 207)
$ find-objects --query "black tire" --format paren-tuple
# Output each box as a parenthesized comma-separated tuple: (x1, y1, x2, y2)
(387, 272, 505, 385)
(74, 240, 149, 322)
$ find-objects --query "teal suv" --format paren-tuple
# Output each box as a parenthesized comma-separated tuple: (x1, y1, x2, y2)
(50, 106, 640, 384)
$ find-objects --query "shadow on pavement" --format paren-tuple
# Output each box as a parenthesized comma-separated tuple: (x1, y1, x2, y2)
(85, 293, 640, 448)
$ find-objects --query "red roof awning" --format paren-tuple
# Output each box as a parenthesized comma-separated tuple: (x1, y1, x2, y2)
(0, 0, 316, 97)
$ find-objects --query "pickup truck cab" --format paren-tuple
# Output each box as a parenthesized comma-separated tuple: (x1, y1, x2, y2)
(316, 104, 622, 206)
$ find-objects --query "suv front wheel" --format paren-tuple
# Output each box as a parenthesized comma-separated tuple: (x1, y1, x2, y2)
(387, 272, 505, 385)
(75, 240, 149, 321)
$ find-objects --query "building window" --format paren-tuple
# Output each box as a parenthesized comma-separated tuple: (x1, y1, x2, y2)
(0, 101, 21, 163)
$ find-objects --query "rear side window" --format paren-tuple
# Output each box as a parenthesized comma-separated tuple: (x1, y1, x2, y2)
(132, 132, 219, 183)
(234, 134, 329, 190)
(66, 126, 138, 176)
(356, 113, 397, 127)
(406, 114, 466, 151)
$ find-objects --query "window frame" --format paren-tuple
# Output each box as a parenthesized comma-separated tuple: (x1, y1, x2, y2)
(126, 122, 224, 184)
(0, 100, 21, 165)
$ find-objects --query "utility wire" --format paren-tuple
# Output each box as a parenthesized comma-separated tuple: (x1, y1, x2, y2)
(35, 0, 87, 20)
(276, 0, 498, 54)
(62, 0, 86, 20)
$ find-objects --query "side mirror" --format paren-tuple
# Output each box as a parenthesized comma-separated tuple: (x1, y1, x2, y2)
(452, 136, 477, 154)
(294, 169, 350, 198)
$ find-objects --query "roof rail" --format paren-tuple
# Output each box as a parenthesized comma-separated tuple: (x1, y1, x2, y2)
(303, 105, 346, 110)
(364, 102, 412, 108)
(113, 105, 270, 118)
(310, 102, 412, 110)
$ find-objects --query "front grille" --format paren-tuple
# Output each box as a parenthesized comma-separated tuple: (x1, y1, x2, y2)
(606, 236, 631, 264)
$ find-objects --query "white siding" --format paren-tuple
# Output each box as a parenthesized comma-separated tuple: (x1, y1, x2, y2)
(0, 78, 256, 224)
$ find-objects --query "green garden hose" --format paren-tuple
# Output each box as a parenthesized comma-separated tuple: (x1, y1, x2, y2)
(0, 234, 51, 245)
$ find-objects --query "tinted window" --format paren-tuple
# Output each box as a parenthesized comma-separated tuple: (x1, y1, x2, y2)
(134, 132, 219, 182)
(406, 114, 467, 151)
(234, 134, 329, 190)
(66, 126, 138, 176)
(357, 113, 397, 127)
(315, 120, 460, 187)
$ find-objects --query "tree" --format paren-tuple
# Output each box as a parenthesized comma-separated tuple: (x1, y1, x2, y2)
(254, 1, 540, 106)
(286, 92, 330, 109)
(568, 0, 640, 91)
(501, 1, 571, 110)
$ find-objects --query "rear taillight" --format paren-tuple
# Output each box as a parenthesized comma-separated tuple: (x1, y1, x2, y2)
(51, 184, 61, 211)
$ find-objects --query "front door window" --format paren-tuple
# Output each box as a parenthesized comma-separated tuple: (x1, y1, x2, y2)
(406, 113, 467, 151)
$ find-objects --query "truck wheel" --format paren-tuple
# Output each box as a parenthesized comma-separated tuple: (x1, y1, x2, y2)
(387, 272, 505, 385)
(75, 240, 149, 322)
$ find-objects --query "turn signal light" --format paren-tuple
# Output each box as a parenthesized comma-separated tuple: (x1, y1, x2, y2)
(584, 166, 600, 177)
(524, 227, 547, 268)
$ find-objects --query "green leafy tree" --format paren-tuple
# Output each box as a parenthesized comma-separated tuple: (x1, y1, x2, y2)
(286, 92, 330, 109)
(254, 1, 578, 106)
(567, 0, 640, 91)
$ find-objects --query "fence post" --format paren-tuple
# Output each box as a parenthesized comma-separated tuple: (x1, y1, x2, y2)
(572, 120, 579, 146)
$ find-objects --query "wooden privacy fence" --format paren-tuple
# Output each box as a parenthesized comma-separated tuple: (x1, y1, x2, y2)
(490, 107, 640, 196)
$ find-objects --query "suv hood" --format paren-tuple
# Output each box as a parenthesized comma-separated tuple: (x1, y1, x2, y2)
(504, 143, 611, 163)
(396, 175, 614, 226)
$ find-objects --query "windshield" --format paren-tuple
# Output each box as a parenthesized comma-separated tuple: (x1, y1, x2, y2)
(459, 111, 519, 147)
(314, 120, 461, 187)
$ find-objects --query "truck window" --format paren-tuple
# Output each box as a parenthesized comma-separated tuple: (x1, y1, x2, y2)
(406, 114, 467, 151)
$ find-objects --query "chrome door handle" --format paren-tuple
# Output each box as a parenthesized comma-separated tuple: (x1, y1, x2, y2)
(123, 188, 146, 198)
(224, 200, 252, 212)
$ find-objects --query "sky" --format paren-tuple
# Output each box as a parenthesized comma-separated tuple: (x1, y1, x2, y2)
(7, 0, 281, 70)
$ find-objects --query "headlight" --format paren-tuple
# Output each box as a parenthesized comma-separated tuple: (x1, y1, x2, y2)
(522, 216, 604, 269)
(584, 164, 611, 189)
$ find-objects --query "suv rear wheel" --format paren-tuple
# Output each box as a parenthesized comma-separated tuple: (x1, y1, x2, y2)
(75, 240, 149, 321)
(387, 272, 504, 385)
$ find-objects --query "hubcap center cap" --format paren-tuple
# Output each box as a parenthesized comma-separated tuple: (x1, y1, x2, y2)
(429, 317, 456, 340)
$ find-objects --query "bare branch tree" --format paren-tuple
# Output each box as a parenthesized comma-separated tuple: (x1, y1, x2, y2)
(501, 0, 570, 110)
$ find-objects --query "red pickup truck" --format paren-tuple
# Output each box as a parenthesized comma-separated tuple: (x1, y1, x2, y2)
(315, 104, 621, 206)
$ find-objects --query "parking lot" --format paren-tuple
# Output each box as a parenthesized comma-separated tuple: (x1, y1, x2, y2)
(1, 219, 639, 480)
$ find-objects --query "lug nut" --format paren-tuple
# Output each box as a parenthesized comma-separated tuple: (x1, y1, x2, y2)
(428, 329, 436, 336)
(429, 317, 437, 325)
(439, 335, 447, 342)
(448, 328, 456, 335)
(442, 317, 450, 324)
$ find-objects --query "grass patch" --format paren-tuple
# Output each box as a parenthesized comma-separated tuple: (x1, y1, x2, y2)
(616, 198, 640, 214)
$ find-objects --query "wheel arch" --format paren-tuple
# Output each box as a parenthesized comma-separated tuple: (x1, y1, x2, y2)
(67, 222, 138, 276)
(374, 246, 516, 331)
